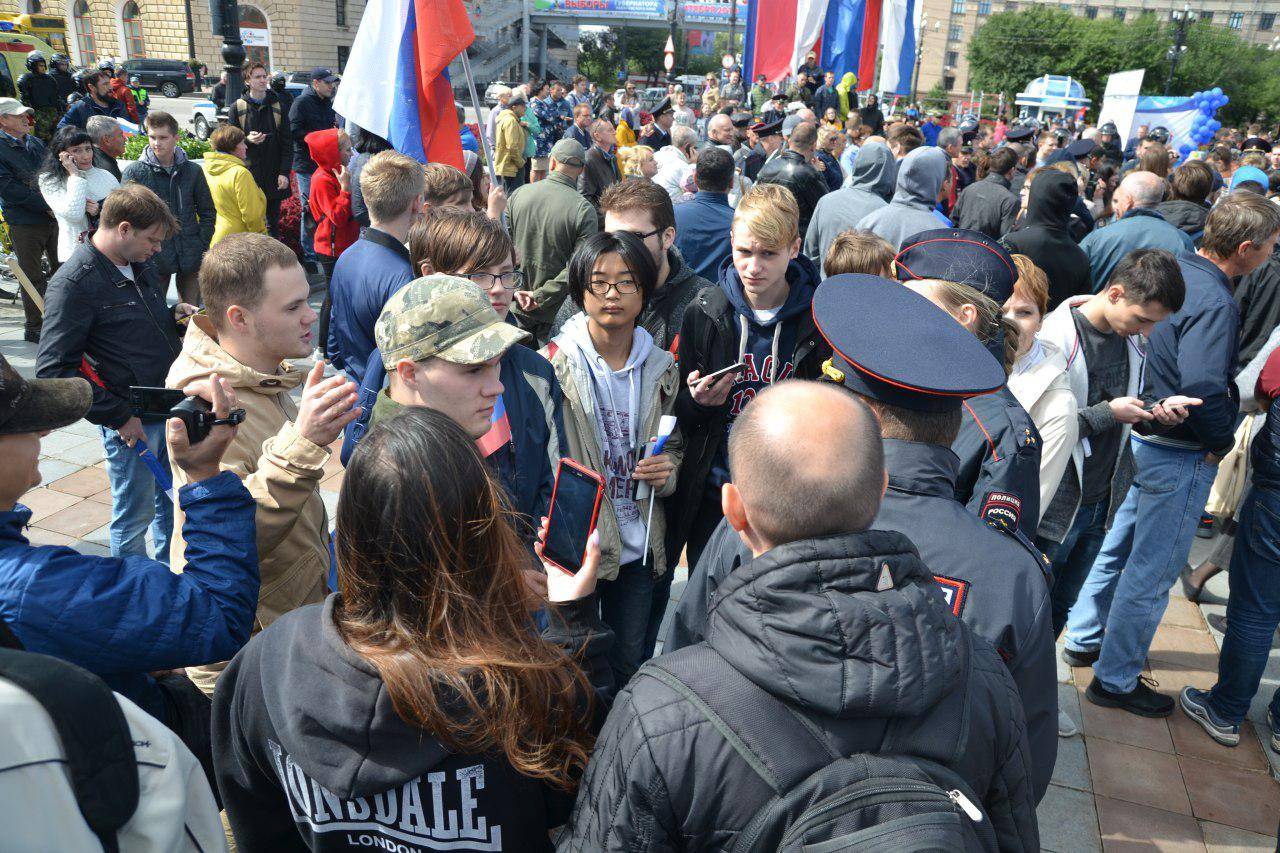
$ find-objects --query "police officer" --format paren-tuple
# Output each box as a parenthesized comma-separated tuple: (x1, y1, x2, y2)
(895, 230, 1043, 539)
(17, 52, 60, 143)
(743, 115, 783, 182)
(48, 53, 75, 106)
(1097, 121, 1123, 165)
(664, 273, 1057, 803)
(128, 75, 149, 122)
(638, 96, 674, 150)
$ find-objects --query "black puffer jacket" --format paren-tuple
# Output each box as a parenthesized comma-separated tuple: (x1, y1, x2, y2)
(556, 531, 1040, 852)
(120, 148, 216, 278)
(1001, 170, 1091, 310)
(755, 149, 828, 237)
(17, 71, 60, 109)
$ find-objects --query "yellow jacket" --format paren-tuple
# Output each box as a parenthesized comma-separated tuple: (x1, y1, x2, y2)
(202, 150, 267, 244)
(616, 119, 637, 148)
(494, 109, 527, 177)
(167, 317, 332, 695)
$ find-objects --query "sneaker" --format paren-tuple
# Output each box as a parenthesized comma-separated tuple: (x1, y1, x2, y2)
(1061, 646, 1100, 667)
(1058, 709, 1078, 737)
(1179, 686, 1240, 746)
(1268, 708, 1280, 755)
(1086, 674, 1174, 718)
(1207, 612, 1227, 634)
(1195, 513, 1215, 539)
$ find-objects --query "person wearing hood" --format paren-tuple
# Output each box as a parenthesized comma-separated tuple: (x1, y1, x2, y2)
(858, 92, 884, 136)
(121, 112, 215, 305)
(1081, 171, 1193, 291)
(542, 231, 683, 686)
(213, 407, 616, 853)
(651, 124, 698, 200)
(835, 72, 857, 122)
(562, 379, 1041, 851)
(804, 140, 895, 266)
(666, 184, 830, 573)
(204, 124, 267, 245)
(228, 62, 294, 239)
(856, 145, 950, 249)
(1001, 169, 1092, 310)
(755, 120, 828, 237)
(550, 178, 712, 353)
(951, 144, 1019, 239)
(167, 234, 360, 701)
(304, 127, 359, 279)
(1157, 159, 1214, 242)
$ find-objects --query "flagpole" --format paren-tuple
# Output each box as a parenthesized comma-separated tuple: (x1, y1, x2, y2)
(460, 50, 499, 191)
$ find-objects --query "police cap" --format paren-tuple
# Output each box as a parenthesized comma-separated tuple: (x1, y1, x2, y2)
(813, 275, 1005, 412)
(895, 228, 1018, 305)
(1004, 125, 1036, 142)
(730, 110, 754, 128)
(651, 96, 673, 117)
(1066, 137, 1098, 159)
(750, 116, 783, 138)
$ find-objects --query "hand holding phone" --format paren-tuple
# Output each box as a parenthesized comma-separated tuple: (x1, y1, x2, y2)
(539, 458, 605, 576)
(535, 517, 600, 603)
(687, 362, 742, 407)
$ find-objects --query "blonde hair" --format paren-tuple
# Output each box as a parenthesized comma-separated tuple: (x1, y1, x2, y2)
(361, 151, 425, 223)
(617, 145, 654, 178)
(823, 230, 895, 277)
(734, 184, 799, 249)
(917, 278, 1019, 376)
(1009, 254, 1049, 316)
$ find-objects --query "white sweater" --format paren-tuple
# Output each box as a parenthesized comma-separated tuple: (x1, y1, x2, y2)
(38, 168, 120, 261)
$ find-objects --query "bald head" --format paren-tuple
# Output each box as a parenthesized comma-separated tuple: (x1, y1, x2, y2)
(707, 113, 734, 145)
(728, 381, 885, 548)
(1118, 170, 1166, 211)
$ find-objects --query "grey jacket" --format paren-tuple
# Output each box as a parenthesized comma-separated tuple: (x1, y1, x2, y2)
(803, 141, 896, 269)
(952, 172, 1018, 240)
(121, 148, 215, 277)
(856, 146, 950, 249)
(560, 531, 1040, 851)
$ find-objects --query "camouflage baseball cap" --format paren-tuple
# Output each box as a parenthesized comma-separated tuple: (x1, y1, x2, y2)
(376, 274, 529, 369)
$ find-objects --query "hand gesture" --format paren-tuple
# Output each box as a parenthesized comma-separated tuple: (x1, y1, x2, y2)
(168, 373, 239, 482)
(1150, 395, 1202, 426)
(514, 290, 538, 312)
(687, 368, 738, 408)
(247, 131, 266, 144)
(84, 198, 99, 217)
(633, 450, 674, 491)
(336, 165, 350, 191)
(59, 150, 80, 176)
(1108, 395, 1154, 425)
(294, 361, 360, 448)
(486, 183, 507, 221)
(277, 174, 289, 191)
(534, 517, 600, 603)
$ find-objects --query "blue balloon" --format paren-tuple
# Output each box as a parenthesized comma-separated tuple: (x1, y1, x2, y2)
(1220, 94, 1229, 106)
(1213, 87, 1223, 96)
(1179, 143, 1193, 157)
(1208, 119, 1221, 132)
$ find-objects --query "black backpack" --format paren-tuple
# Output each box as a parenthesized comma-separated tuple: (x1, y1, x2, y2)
(0, 641, 139, 852)
(645, 643, 997, 852)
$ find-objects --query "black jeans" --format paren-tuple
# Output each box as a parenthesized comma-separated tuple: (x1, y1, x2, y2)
(265, 195, 283, 239)
(9, 220, 58, 335)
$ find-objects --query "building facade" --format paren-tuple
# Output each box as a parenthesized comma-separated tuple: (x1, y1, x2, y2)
(914, 0, 1280, 101)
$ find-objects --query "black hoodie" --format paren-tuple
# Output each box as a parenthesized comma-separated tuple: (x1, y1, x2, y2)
(1001, 170, 1092, 310)
(213, 595, 614, 852)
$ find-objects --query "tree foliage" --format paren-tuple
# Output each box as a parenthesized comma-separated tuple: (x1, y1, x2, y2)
(967, 9, 1280, 123)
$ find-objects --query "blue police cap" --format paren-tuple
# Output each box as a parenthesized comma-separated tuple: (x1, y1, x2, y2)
(894, 229, 1019, 305)
(1005, 125, 1036, 142)
(812, 274, 1006, 413)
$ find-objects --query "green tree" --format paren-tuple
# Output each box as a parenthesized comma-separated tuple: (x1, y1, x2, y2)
(966, 8, 1082, 100)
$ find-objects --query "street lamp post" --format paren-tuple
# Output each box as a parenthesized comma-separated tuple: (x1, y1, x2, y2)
(1165, 3, 1191, 96)
(209, 0, 244, 111)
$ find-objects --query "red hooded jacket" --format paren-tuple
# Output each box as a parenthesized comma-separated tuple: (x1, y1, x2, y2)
(110, 77, 139, 123)
(304, 128, 359, 258)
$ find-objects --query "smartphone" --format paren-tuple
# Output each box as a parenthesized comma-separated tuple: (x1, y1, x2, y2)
(129, 386, 186, 420)
(701, 361, 747, 384)
(542, 458, 605, 575)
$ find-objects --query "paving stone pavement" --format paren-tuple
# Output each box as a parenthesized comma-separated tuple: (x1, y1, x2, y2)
(4, 294, 1278, 851)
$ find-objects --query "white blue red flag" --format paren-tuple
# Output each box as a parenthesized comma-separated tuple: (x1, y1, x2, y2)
(876, 0, 916, 95)
(333, 0, 473, 168)
(743, 0, 831, 84)
(820, 0, 884, 91)
(476, 394, 512, 457)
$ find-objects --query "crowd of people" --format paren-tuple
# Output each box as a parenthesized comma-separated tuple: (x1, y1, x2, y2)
(0, 50, 1279, 851)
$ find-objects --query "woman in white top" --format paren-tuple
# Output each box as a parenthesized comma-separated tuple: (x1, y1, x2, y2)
(1004, 253, 1079, 522)
(38, 125, 120, 261)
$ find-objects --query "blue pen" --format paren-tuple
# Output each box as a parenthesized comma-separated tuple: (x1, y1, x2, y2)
(134, 438, 176, 502)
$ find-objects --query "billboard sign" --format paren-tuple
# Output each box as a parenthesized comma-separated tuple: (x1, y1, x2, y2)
(681, 0, 748, 24)
(532, 0, 667, 19)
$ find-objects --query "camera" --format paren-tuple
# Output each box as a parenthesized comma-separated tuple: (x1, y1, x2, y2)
(129, 386, 246, 444)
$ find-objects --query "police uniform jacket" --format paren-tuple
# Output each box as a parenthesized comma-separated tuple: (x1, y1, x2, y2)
(953, 385, 1042, 538)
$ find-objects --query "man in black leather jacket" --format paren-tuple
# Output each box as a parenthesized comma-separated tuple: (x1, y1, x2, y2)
(755, 119, 828, 238)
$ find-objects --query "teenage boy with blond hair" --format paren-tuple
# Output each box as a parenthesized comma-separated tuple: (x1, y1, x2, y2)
(665, 183, 831, 570)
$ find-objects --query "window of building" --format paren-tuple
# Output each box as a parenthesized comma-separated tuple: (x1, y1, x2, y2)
(1113, 8, 1125, 20)
(1198, 10, 1212, 21)
(337, 45, 350, 71)
(942, 75, 956, 91)
(977, 0, 991, 13)
(336, 0, 346, 26)
(1005, 1, 1016, 9)
(1084, 5, 1097, 18)
(945, 50, 958, 66)
(1227, 12, 1242, 28)
(238, 5, 270, 67)
(949, 23, 963, 40)
(121, 1, 145, 58)
(1261, 12, 1276, 30)
(72, 0, 96, 65)
(951, 0, 965, 13)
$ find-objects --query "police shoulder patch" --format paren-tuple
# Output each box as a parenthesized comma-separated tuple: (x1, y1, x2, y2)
(980, 490, 1022, 529)
(984, 512, 1052, 583)
(932, 574, 970, 618)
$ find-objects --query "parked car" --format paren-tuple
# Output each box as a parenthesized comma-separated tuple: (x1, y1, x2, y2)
(640, 86, 666, 112)
(121, 58, 196, 98)
(484, 80, 514, 107)
(189, 98, 217, 140)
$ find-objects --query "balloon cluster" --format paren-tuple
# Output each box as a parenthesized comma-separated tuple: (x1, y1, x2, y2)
(1183, 87, 1229, 157)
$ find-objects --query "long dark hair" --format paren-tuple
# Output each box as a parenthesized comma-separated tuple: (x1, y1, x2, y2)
(39, 125, 93, 187)
(351, 124, 393, 156)
(335, 408, 596, 790)
(567, 229, 658, 310)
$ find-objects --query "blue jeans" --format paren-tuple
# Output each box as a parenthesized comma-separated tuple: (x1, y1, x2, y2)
(1065, 438, 1218, 693)
(1040, 499, 1111, 637)
(297, 171, 316, 265)
(599, 559, 653, 687)
(99, 421, 174, 561)
(1208, 487, 1280, 724)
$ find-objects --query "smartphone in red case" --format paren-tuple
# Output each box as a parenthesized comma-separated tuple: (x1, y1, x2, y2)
(542, 458, 605, 574)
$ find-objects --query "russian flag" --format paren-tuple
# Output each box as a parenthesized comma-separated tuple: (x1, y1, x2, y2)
(476, 395, 512, 457)
(877, 0, 916, 96)
(333, 0, 473, 169)
(743, 0, 830, 84)
(819, 0, 884, 91)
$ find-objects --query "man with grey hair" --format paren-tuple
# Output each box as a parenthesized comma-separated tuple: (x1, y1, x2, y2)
(1082, 169, 1193, 290)
(652, 124, 699, 199)
(562, 380, 1040, 850)
(85, 114, 124, 180)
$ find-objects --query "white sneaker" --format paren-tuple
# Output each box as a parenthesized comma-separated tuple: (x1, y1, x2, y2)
(1058, 709, 1078, 737)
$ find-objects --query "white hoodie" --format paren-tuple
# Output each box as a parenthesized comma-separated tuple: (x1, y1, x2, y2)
(559, 313, 655, 564)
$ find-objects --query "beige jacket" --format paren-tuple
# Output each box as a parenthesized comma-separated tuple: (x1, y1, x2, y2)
(167, 317, 331, 695)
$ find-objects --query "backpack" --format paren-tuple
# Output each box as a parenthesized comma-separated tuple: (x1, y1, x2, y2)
(645, 643, 998, 852)
(232, 95, 283, 136)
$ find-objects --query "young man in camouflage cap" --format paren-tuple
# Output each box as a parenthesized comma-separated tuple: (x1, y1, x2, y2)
(369, 274, 530, 439)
